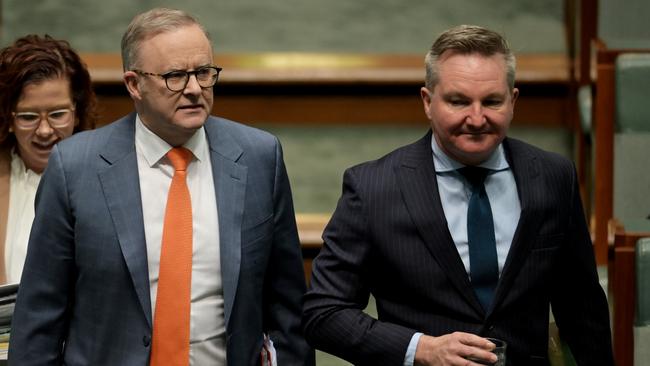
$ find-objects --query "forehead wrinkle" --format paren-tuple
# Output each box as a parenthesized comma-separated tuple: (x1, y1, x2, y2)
(438, 53, 507, 85)
(154, 53, 212, 72)
(440, 65, 504, 83)
(437, 77, 506, 95)
(436, 71, 509, 100)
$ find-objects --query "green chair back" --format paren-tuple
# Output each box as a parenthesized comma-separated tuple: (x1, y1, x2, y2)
(637, 237, 650, 326)
(616, 53, 650, 133)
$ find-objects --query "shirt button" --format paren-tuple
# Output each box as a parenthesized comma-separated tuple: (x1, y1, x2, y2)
(143, 335, 151, 347)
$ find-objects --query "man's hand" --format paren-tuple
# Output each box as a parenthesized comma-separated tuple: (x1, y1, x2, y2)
(414, 332, 497, 366)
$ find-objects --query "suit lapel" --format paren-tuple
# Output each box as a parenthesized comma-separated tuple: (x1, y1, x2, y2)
(204, 119, 247, 328)
(489, 138, 544, 314)
(395, 132, 484, 315)
(97, 114, 152, 326)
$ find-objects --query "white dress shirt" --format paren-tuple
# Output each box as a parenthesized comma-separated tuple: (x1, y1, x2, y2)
(135, 116, 226, 365)
(5, 151, 41, 284)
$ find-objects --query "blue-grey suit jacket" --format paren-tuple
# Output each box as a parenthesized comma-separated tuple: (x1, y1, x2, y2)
(9, 114, 314, 365)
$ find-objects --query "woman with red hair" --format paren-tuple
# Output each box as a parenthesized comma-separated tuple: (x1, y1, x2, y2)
(0, 35, 97, 284)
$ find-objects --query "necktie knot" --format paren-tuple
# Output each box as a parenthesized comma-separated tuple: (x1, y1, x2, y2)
(167, 147, 192, 172)
(458, 166, 491, 189)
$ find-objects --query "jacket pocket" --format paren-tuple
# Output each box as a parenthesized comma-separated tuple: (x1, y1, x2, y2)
(242, 214, 273, 248)
(531, 233, 565, 251)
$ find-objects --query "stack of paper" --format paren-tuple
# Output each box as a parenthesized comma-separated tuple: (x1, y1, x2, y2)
(0, 284, 18, 361)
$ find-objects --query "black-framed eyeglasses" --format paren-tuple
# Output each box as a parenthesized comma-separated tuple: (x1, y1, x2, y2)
(132, 66, 222, 92)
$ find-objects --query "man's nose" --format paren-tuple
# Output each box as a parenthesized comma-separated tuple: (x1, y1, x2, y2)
(465, 103, 486, 126)
(183, 74, 202, 95)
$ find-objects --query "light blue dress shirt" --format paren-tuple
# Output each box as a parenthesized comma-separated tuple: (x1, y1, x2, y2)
(403, 135, 521, 365)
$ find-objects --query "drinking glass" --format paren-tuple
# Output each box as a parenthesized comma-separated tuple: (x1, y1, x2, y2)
(467, 337, 506, 365)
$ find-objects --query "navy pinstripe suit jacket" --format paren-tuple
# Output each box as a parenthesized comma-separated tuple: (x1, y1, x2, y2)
(303, 131, 613, 366)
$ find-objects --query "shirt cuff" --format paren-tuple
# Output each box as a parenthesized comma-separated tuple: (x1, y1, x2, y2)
(403, 332, 423, 366)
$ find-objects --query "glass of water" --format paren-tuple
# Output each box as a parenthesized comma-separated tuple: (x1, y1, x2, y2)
(486, 338, 506, 366)
(467, 337, 506, 365)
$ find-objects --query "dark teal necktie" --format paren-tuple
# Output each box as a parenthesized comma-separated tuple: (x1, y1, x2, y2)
(459, 166, 499, 311)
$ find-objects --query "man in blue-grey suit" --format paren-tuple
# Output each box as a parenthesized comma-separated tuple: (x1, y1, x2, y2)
(9, 8, 313, 366)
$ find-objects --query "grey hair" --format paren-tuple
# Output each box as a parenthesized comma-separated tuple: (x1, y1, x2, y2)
(121, 7, 210, 71)
(424, 25, 516, 90)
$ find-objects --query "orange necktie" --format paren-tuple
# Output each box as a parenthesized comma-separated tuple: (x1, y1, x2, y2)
(150, 147, 193, 366)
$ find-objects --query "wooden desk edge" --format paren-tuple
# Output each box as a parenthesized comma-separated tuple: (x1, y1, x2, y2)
(296, 213, 329, 248)
(82, 52, 570, 85)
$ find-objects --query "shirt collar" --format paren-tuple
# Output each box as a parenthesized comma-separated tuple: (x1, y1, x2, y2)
(10, 149, 41, 181)
(135, 114, 208, 167)
(430, 133, 510, 173)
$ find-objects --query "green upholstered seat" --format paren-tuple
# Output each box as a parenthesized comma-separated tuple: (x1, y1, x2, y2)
(635, 238, 650, 365)
(616, 53, 650, 133)
(613, 54, 650, 220)
(637, 238, 650, 326)
(578, 85, 593, 135)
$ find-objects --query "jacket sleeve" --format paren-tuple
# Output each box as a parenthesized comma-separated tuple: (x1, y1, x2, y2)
(8, 145, 75, 365)
(550, 165, 614, 365)
(264, 139, 315, 365)
(302, 167, 416, 366)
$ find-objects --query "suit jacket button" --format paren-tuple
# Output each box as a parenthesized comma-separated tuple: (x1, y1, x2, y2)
(143, 335, 151, 347)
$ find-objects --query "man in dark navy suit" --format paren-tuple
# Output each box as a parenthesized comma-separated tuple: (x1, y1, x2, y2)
(303, 25, 613, 366)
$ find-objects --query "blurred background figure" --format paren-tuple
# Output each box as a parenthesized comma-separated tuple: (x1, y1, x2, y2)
(0, 34, 97, 284)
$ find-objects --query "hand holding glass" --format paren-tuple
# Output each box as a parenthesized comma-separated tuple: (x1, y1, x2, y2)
(467, 337, 506, 365)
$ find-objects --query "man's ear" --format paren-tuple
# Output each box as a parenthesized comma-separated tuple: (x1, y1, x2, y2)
(123, 71, 141, 100)
(420, 87, 433, 120)
(511, 87, 519, 106)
